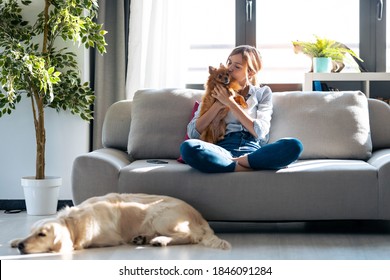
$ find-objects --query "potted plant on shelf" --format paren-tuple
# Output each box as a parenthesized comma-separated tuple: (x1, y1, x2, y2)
(0, 0, 107, 215)
(292, 35, 363, 73)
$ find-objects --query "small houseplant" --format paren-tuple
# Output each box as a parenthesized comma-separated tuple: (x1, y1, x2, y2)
(292, 35, 363, 72)
(0, 0, 107, 214)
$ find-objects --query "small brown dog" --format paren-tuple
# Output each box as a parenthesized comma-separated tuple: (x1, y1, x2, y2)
(10, 193, 231, 254)
(199, 64, 247, 143)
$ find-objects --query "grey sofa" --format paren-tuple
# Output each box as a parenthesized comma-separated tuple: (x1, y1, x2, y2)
(72, 88, 390, 222)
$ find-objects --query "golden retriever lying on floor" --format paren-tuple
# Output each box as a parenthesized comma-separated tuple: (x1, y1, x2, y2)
(10, 193, 231, 254)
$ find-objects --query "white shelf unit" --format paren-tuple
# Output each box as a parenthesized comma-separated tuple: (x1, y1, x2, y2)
(303, 72, 390, 98)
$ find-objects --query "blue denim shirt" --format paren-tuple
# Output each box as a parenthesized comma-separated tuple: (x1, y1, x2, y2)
(187, 85, 273, 146)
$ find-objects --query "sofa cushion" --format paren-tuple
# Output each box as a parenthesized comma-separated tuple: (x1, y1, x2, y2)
(269, 91, 372, 160)
(102, 101, 132, 151)
(177, 101, 200, 163)
(368, 98, 390, 150)
(118, 159, 378, 221)
(128, 88, 203, 159)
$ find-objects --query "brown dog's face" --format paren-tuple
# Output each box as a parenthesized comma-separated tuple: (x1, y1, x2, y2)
(209, 64, 231, 85)
(12, 219, 63, 254)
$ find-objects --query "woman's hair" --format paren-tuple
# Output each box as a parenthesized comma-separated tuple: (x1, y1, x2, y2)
(228, 45, 262, 86)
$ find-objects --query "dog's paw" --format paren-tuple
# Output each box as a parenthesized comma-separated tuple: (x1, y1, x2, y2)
(132, 235, 147, 245)
(150, 236, 172, 247)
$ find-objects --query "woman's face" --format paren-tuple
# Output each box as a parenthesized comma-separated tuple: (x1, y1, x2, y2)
(227, 53, 248, 86)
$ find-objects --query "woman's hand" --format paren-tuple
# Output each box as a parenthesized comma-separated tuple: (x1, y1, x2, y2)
(212, 84, 234, 107)
(213, 84, 259, 139)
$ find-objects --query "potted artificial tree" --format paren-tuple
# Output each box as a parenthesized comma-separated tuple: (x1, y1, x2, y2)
(0, 0, 106, 215)
(293, 35, 363, 73)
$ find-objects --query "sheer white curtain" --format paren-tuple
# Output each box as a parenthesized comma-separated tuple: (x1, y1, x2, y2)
(126, 0, 189, 99)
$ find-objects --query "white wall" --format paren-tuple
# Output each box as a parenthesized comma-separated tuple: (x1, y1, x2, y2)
(0, 1, 91, 200)
(0, 101, 90, 200)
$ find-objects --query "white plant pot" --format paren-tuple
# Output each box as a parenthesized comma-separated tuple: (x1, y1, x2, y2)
(21, 176, 62, 216)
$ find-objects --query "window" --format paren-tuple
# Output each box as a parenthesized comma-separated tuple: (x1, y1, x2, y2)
(256, 0, 359, 84)
(185, 0, 235, 85)
(184, 0, 385, 86)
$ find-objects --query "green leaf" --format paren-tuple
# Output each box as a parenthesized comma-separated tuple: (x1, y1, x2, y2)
(53, 71, 61, 77)
(48, 67, 55, 75)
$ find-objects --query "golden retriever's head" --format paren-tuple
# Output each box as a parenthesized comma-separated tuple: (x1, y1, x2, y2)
(11, 218, 72, 254)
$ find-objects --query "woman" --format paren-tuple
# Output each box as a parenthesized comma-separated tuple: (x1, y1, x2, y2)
(180, 45, 303, 173)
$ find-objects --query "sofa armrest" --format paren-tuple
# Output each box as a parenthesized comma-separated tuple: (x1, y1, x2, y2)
(368, 148, 390, 168)
(102, 100, 132, 151)
(71, 148, 131, 205)
(368, 148, 390, 218)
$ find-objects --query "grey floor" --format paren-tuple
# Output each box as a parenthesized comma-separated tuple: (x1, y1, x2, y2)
(1, 211, 390, 260)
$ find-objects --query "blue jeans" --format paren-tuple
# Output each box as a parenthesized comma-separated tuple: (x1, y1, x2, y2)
(180, 132, 303, 173)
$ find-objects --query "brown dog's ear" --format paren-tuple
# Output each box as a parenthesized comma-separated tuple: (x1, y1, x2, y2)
(219, 63, 224, 68)
(208, 66, 216, 73)
(51, 239, 63, 253)
(51, 222, 75, 253)
(49, 224, 63, 253)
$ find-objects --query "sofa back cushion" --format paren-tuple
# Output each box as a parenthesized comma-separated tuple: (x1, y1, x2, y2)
(128, 88, 204, 159)
(102, 100, 132, 151)
(269, 91, 372, 160)
(368, 98, 390, 150)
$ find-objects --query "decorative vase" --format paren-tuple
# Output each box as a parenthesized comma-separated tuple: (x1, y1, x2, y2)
(313, 57, 332, 73)
(21, 176, 62, 216)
